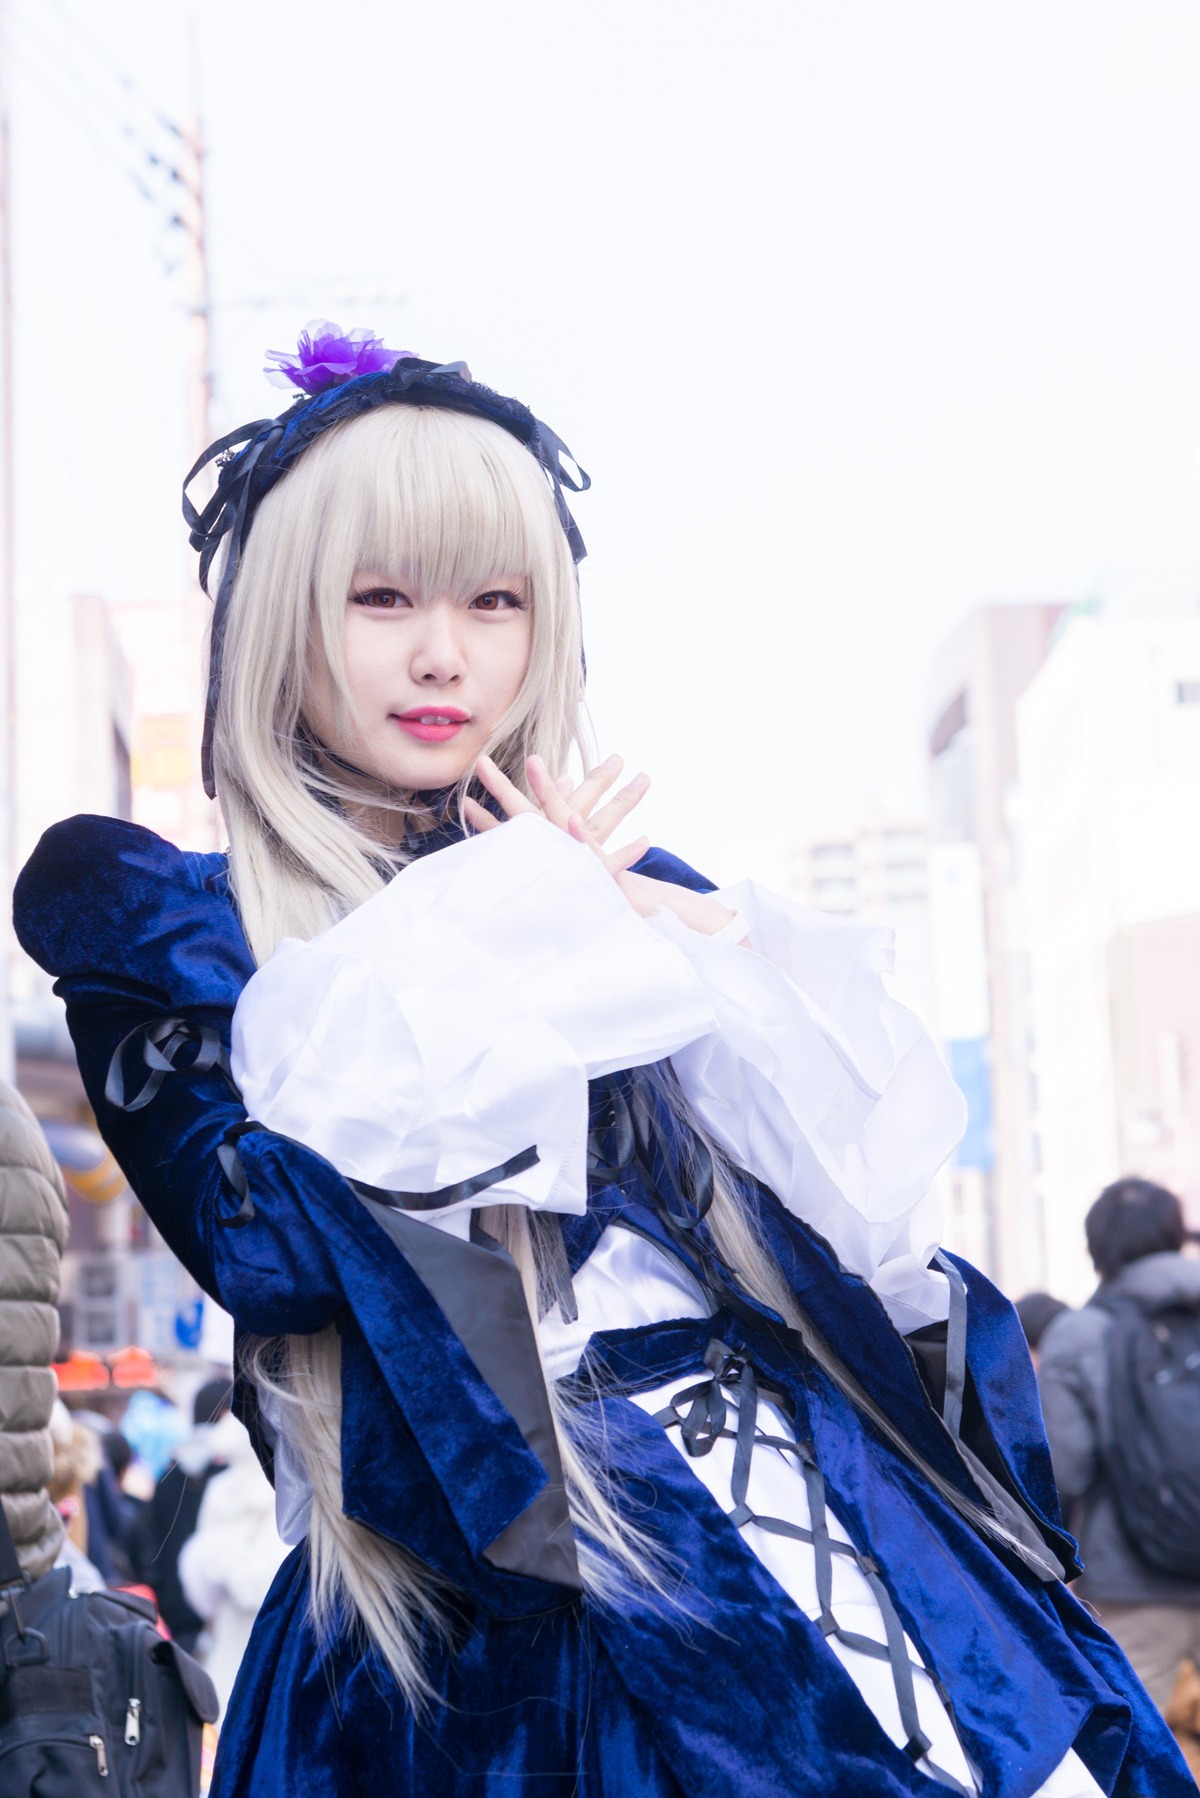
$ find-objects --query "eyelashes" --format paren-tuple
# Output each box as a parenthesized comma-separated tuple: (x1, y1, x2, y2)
(350, 588, 408, 609)
(347, 588, 528, 612)
(470, 590, 527, 612)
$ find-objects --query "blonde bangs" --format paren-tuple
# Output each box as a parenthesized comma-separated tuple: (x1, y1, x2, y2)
(307, 404, 560, 609)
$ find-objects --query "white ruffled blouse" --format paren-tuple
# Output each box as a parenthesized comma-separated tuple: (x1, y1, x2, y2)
(231, 815, 1101, 1798)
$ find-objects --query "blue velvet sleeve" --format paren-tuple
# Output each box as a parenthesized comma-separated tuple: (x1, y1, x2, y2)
(13, 814, 347, 1337)
(13, 817, 570, 1603)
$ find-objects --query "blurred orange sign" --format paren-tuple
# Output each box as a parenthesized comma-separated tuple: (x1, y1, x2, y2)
(131, 713, 193, 790)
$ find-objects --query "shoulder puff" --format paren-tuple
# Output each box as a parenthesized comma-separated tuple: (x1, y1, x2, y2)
(13, 814, 253, 1014)
(13, 814, 711, 1017)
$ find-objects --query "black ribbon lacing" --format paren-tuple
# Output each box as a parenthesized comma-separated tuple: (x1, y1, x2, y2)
(105, 1015, 540, 1233)
(655, 1339, 980, 1796)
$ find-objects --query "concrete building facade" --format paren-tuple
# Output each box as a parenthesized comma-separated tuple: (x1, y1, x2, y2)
(1015, 612, 1200, 1300)
(926, 602, 1067, 1294)
(788, 789, 933, 1024)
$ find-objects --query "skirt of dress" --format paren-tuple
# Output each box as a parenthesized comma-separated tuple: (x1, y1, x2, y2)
(209, 1545, 690, 1798)
(210, 1363, 1111, 1798)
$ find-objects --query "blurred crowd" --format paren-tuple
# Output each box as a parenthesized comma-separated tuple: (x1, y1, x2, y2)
(1019, 1179, 1200, 1781)
(49, 1376, 286, 1716)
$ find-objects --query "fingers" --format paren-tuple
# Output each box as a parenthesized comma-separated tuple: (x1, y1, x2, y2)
(475, 753, 650, 864)
(463, 795, 499, 833)
(566, 811, 648, 879)
(587, 771, 650, 845)
(565, 753, 623, 819)
(525, 755, 575, 830)
(475, 753, 537, 819)
(607, 834, 650, 874)
(566, 811, 610, 864)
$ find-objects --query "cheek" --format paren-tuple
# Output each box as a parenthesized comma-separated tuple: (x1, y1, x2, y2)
(334, 612, 401, 729)
(339, 631, 384, 712)
(304, 618, 378, 748)
(487, 621, 534, 707)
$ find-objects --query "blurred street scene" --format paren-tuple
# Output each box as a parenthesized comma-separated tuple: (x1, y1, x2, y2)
(5, 0, 1200, 1781)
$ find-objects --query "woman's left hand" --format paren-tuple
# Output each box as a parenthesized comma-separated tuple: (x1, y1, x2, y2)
(469, 754, 739, 939)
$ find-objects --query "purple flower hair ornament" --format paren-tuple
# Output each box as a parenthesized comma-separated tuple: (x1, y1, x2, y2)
(264, 319, 414, 396)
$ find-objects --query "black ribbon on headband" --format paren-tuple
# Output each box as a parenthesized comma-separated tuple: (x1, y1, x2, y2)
(183, 421, 286, 798)
(182, 356, 591, 800)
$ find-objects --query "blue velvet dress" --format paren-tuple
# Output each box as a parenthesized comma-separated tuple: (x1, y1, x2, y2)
(13, 814, 1191, 1798)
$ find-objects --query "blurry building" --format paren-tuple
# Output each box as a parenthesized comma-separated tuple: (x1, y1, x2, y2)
(112, 594, 218, 850)
(789, 791, 933, 1022)
(786, 792, 1007, 1263)
(926, 602, 1067, 1290)
(15, 590, 133, 859)
(12, 587, 224, 1365)
(12, 589, 136, 1352)
(1016, 612, 1200, 1301)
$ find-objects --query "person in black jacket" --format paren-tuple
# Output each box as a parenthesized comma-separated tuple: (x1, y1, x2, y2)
(1038, 1178, 1200, 1715)
(143, 1376, 233, 1651)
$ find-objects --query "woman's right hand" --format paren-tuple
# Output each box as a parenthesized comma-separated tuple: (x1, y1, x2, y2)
(467, 752, 652, 879)
(470, 754, 740, 939)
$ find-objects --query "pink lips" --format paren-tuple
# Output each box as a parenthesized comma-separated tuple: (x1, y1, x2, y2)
(394, 707, 470, 743)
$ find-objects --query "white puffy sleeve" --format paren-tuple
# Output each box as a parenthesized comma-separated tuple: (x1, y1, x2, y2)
(648, 882, 966, 1332)
(231, 814, 716, 1231)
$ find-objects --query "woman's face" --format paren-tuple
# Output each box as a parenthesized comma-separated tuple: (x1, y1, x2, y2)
(304, 568, 533, 790)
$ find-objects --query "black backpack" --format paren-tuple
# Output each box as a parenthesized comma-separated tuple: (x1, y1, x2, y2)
(0, 1503, 219, 1796)
(1094, 1285, 1200, 1578)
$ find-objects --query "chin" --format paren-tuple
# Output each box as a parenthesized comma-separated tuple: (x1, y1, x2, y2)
(377, 750, 477, 791)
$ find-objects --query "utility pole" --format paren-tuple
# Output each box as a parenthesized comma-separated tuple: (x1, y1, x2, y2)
(179, 18, 211, 466)
(136, 16, 219, 850)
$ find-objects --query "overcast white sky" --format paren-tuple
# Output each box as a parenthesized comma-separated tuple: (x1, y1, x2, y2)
(9, 1, 1200, 882)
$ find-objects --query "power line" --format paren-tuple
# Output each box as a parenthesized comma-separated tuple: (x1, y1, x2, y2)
(44, 0, 182, 146)
(8, 4, 199, 276)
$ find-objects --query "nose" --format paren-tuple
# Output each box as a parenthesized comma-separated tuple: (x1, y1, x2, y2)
(409, 602, 467, 686)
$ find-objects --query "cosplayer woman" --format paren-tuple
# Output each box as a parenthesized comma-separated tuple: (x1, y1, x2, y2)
(15, 330, 1190, 1796)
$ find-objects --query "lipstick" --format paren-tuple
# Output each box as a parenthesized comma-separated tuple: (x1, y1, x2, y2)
(394, 707, 470, 743)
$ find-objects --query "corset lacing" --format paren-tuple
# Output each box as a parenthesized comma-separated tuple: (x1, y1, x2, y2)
(655, 1336, 978, 1794)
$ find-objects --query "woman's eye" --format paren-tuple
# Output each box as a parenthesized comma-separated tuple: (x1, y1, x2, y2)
(351, 589, 409, 610)
(471, 590, 523, 612)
